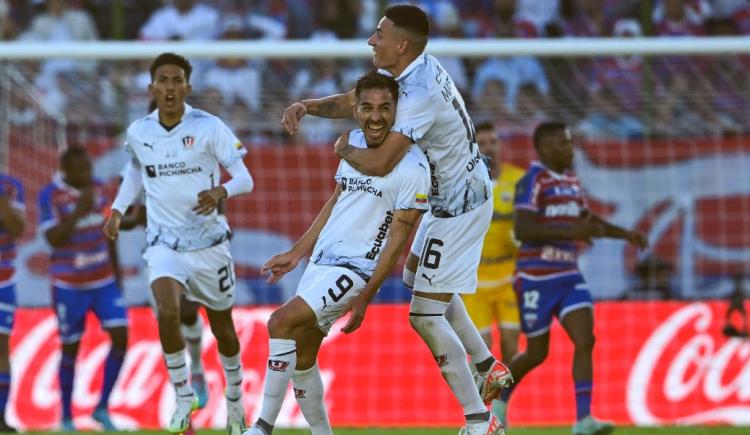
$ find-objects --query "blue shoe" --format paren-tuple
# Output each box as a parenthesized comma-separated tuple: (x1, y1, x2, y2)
(60, 418, 75, 432)
(191, 372, 209, 409)
(93, 407, 117, 431)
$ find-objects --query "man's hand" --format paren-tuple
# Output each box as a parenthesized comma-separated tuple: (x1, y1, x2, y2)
(341, 293, 371, 334)
(103, 210, 122, 241)
(74, 188, 95, 217)
(627, 230, 648, 250)
(193, 187, 227, 215)
(281, 102, 307, 135)
(334, 131, 351, 158)
(261, 251, 301, 283)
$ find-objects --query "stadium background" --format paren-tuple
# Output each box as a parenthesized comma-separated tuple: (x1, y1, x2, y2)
(0, 0, 749, 431)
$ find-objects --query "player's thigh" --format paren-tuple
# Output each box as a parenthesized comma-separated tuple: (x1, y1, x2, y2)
(180, 294, 201, 325)
(461, 289, 494, 332)
(183, 242, 236, 312)
(92, 281, 128, 332)
(53, 286, 95, 344)
(296, 263, 367, 335)
(558, 275, 595, 345)
(143, 244, 190, 293)
(0, 283, 16, 336)
(412, 199, 492, 295)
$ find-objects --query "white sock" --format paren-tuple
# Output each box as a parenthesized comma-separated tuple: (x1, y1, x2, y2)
(219, 352, 243, 401)
(164, 349, 194, 403)
(181, 316, 205, 375)
(409, 296, 486, 416)
(446, 293, 494, 371)
(258, 338, 296, 426)
(292, 364, 332, 435)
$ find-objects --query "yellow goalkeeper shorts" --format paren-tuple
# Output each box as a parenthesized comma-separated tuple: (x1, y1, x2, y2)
(462, 280, 520, 332)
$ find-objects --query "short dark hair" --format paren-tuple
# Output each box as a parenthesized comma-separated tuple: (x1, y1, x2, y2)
(149, 52, 193, 82)
(475, 121, 496, 134)
(60, 146, 88, 167)
(533, 121, 567, 150)
(355, 71, 400, 104)
(384, 4, 429, 52)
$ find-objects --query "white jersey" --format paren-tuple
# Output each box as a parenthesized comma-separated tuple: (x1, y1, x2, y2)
(381, 54, 492, 217)
(125, 104, 245, 251)
(311, 129, 430, 279)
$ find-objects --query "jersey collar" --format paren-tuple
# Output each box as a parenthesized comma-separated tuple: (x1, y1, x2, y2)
(148, 103, 194, 122)
(531, 160, 568, 180)
(379, 53, 427, 82)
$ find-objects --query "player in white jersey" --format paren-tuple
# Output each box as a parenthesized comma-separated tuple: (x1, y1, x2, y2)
(103, 53, 254, 434)
(281, 5, 509, 434)
(245, 72, 429, 435)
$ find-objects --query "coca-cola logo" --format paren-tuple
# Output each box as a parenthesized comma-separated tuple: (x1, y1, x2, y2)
(627, 303, 750, 425)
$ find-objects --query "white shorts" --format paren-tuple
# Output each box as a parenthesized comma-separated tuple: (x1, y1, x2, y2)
(296, 263, 368, 335)
(143, 241, 236, 311)
(409, 199, 492, 294)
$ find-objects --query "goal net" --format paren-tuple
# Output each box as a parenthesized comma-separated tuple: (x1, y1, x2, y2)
(1, 38, 748, 429)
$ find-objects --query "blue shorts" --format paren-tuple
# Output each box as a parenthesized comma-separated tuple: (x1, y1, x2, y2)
(53, 281, 128, 344)
(0, 283, 16, 335)
(515, 273, 593, 337)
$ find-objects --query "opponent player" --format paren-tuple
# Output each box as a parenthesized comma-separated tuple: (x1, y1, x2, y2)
(497, 122, 647, 434)
(39, 147, 128, 431)
(103, 52, 254, 434)
(0, 173, 24, 432)
(281, 5, 509, 434)
(462, 123, 524, 420)
(247, 71, 429, 435)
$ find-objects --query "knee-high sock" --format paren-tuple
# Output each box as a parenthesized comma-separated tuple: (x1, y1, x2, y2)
(164, 349, 194, 403)
(445, 294, 494, 372)
(59, 353, 76, 421)
(219, 352, 243, 401)
(292, 364, 332, 435)
(410, 296, 487, 418)
(180, 316, 204, 376)
(257, 338, 296, 428)
(98, 347, 126, 410)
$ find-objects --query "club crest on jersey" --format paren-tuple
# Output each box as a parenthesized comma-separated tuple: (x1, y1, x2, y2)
(182, 136, 195, 149)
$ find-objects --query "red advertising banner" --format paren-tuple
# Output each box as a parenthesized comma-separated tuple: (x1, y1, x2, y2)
(6, 301, 749, 430)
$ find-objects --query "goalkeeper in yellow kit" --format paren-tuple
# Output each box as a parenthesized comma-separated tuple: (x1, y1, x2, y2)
(462, 121, 524, 364)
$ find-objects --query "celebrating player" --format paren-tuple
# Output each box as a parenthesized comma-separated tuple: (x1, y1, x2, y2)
(247, 71, 429, 435)
(496, 122, 647, 435)
(281, 5, 509, 434)
(39, 147, 128, 431)
(103, 52, 254, 434)
(0, 173, 24, 433)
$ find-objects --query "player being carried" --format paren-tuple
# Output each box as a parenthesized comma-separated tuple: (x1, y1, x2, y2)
(281, 5, 509, 434)
(246, 71, 430, 435)
(103, 52, 254, 434)
(497, 122, 647, 435)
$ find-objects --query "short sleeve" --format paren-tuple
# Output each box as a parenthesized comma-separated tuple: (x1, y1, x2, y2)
(514, 172, 539, 212)
(210, 119, 244, 168)
(334, 160, 345, 184)
(393, 151, 430, 212)
(37, 186, 58, 231)
(390, 90, 435, 143)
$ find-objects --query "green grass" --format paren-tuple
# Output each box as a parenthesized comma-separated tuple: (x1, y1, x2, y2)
(25, 428, 750, 435)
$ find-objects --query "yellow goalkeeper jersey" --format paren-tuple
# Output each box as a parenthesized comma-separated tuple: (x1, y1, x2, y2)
(477, 163, 525, 288)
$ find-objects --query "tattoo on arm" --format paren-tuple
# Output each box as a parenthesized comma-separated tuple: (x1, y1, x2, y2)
(315, 100, 339, 117)
(339, 145, 364, 171)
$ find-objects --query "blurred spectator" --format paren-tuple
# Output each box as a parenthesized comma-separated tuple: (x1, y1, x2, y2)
(478, 0, 538, 38)
(243, 0, 313, 40)
(316, 0, 358, 39)
(733, 2, 750, 34)
(139, 0, 219, 40)
(291, 59, 341, 144)
(507, 83, 550, 136)
(653, 0, 708, 35)
(561, 0, 614, 36)
(0, 0, 16, 39)
(472, 55, 549, 113)
(470, 79, 511, 127)
(429, 1, 469, 92)
(517, 0, 560, 32)
(83, 0, 159, 40)
(21, 0, 98, 42)
(577, 86, 644, 139)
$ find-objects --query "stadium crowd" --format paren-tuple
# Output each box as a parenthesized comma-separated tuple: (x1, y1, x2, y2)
(1, 0, 750, 145)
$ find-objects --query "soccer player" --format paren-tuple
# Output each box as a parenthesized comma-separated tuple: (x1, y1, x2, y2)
(281, 5, 509, 434)
(102, 52, 254, 434)
(247, 71, 429, 435)
(0, 173, 24, 433)
(497, 122, 647, 435)
(461, 122, 524, 416)
(39, 147, 128, 431)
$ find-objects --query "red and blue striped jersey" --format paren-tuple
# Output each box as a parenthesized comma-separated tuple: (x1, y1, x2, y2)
(38, 175, 114, 289)
(0, 174, 24, 285)
(514, 161, 587, 278)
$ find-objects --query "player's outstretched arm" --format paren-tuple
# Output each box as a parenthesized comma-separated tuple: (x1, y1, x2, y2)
(584, 211, 648, 249)
(341, 208, 423, 334)
(335, 131, 412, 177)
(0, 194, 24, 238)
(514, 209, 605, 244)
(281, 90, 356, 135)
(262, 184, 343, 283)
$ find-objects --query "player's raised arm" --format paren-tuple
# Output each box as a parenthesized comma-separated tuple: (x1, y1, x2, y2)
(334, 130, 412, 177)
(263, 184, 343, 283)
(281, 90, 356, 135)
(583, 211, 648, 249)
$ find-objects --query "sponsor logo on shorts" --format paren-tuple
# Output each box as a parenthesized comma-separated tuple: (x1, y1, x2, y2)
(294, 388, 306, 399)
(268, 360, 289, 372)
(434, 354, 449, 367)
(523, 312, 538, 329)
